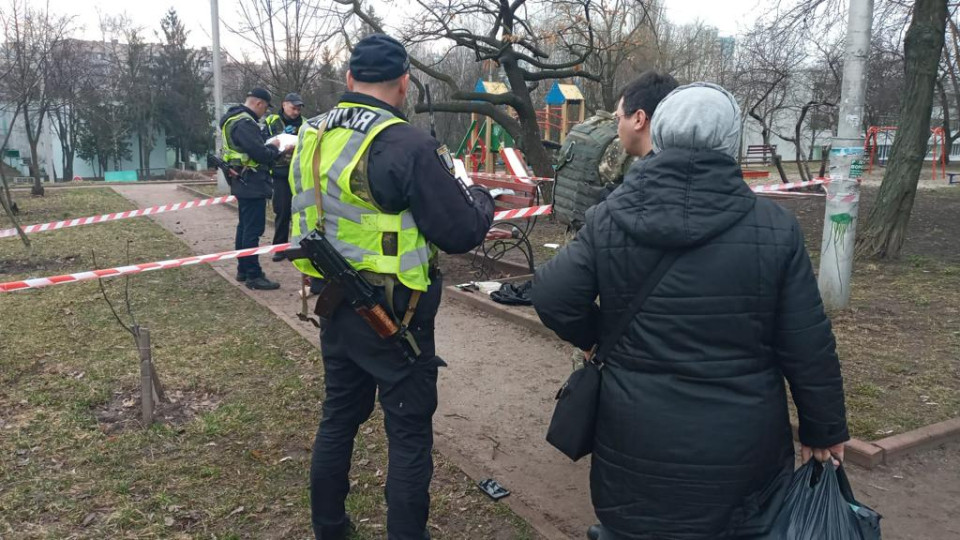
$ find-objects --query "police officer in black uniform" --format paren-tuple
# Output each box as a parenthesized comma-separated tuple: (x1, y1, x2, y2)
(309, 35, 495, 540)
(262, 92, 305, 261)
(219, 87, 286, 290)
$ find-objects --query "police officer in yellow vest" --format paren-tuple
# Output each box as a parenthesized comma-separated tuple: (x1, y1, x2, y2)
(219, 87, 287, 289)
(262, 92, 305, 260)
(292, 35, 494, 540)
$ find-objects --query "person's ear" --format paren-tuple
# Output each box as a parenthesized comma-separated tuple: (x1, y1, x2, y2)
(398, 73, 410, 98)
(346, 70, 355, 91)
(635, 110, 648, 132)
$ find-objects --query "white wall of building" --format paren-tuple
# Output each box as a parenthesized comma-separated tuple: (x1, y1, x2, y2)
(1, 104, 169, 181)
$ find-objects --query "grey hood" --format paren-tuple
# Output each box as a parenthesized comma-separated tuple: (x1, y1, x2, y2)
(651, 83, 741, 159)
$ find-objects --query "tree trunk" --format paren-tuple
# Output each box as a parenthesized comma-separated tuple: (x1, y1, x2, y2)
(142, 130, 152, 178)
(23, 108, 44, 196)
(795, 105, 811, 183)
(501, 54, 553, 177)
(750, 110, 790, 183)
(0, 171, 30, 248)
(856, 0, 948, 259)
(28, 140, 44, 197)
(601, 64, 617, 112)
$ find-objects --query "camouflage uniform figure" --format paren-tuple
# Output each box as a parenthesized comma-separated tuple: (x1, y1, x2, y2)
(554, 111, 636, 239)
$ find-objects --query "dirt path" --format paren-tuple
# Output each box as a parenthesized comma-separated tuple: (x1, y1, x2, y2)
(111, 184, 959, 540)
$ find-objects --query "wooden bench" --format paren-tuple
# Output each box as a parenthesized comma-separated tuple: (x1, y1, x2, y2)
(741, 145, 777, 167)
(470, 174, 550, 276)
(740, 145, 775, 180)
(742, 170, 770, 180)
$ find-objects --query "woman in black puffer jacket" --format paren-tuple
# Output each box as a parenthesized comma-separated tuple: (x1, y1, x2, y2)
(533, 83, 849, 540)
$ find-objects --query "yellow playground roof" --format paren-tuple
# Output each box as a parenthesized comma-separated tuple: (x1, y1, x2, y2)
(476, 80, 510, 95)
(557, 84, 583, 101)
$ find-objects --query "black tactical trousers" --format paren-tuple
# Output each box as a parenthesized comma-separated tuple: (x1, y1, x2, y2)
(310, 303, 438, 540)
(270, 171, 292, 245)
(235, 197, 266, 278)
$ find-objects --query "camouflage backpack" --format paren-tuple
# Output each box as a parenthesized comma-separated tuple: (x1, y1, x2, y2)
(553, 111, 636, 230)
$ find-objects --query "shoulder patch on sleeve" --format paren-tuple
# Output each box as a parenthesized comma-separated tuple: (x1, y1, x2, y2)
(436, 145, 456, 176)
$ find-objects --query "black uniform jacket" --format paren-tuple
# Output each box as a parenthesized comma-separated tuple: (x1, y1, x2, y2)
(320, 92, 495, 382)
(219, 104, 280, 199)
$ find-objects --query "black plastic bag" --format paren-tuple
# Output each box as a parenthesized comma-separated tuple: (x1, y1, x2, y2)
(490, 281, 533, 306)
(769, 460, 882, 540)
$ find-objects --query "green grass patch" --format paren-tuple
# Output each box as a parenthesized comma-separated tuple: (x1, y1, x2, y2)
(0, 188, 536, 539)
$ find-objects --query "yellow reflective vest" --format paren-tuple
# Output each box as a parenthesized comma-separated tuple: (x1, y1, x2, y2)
(220, 111, 259, 168)
(288, 102, 434, 292)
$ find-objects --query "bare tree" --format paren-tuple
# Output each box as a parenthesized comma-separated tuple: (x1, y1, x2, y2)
(0, 0, 71, 195)
(223, 0, 340, 108)
(857, 0, 949, 258)
(95, 245, 165, 427)
(48, 39, 93, 182)
(0, 104, 30, 248)
(656, 20, 729, 85)
(935, 11, 960, 164)
(335, 0, 607, 177)
(556, 0, 659, 111)
(731, 20, 808, 181)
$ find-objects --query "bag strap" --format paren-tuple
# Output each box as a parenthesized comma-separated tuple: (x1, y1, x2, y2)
(595, 250, 681, 364)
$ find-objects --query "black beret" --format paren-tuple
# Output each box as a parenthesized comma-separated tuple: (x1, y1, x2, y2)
(349, 34, 410, 83)
(246, 87, 272, 106)
(284, 92, 304, 106)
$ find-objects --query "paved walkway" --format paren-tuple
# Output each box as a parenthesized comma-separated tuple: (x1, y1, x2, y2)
(112, 184, 960, 540)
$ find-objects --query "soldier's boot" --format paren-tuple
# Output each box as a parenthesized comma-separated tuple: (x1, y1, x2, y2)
(245, 275, 280, 290)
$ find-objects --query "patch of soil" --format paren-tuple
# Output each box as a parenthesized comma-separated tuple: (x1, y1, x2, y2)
(0, 254, 81, 276)
(440, 252, 523, 285)
(94, 388, 220, 434)
(772, 186, 960, 263)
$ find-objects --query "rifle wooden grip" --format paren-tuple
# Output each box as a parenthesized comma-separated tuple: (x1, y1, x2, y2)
(357, 305, 398, 339)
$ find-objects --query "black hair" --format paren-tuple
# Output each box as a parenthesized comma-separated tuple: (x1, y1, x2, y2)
(619, 71, 680, 117)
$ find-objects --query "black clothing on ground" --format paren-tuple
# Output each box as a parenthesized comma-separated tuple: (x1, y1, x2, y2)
(533, 148, 849, 540)
(310, 92, 493, 540)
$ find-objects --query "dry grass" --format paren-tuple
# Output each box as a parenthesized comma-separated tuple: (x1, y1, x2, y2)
(0, 188, 536, 539)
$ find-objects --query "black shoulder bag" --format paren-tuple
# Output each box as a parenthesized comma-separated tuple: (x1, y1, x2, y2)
(546, 251, 682, 461)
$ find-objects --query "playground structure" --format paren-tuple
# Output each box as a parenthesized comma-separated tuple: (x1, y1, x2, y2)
(864, 125, 947, 179)
(456, 80, 515, 173)
(456, 79, 585, 174)
(539, 81, 585, 145)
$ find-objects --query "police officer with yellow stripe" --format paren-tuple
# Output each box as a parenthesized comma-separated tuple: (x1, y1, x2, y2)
(292, 35, 494, 539)
(219, 87, 285, 289)
(262, 92, 304, 259)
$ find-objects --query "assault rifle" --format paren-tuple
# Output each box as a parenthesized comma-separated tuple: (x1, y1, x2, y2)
(295, 230, 421, 364)
(206, 154, 242, 184)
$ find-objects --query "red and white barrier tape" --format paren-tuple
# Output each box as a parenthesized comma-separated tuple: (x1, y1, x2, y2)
(0, 195, 237, 239)
(0, 243, 291, 292)
(493, 205, 553, 221)
(1, 176, 823, 243)
(470, 171, 554, 183)
(751, 179, 826, 192)
(0, 204, 554, 292)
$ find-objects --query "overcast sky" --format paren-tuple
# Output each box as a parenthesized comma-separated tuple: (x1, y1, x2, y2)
(45, 0, 764, 54)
